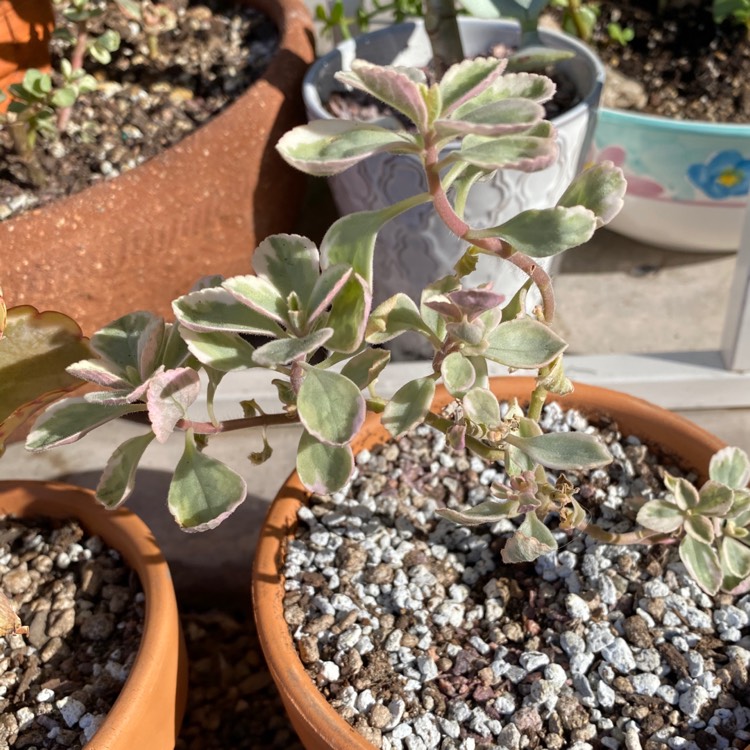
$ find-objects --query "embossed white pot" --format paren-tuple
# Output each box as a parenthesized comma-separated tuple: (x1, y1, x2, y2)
(303, 18, 605, 357)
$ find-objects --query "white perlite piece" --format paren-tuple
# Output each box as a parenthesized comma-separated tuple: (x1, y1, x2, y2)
(56, 697, 86, 728)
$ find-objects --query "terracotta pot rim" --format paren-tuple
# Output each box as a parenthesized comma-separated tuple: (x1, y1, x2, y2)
(252, 377, 727, 750)
(0, 479, 186, 749)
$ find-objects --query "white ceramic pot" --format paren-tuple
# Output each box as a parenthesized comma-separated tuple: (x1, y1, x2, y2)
(592, 108, 750, 252)
(303, 18, 605, 358)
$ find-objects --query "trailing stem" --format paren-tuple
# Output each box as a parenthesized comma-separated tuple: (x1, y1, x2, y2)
(57, 24, 88, 132)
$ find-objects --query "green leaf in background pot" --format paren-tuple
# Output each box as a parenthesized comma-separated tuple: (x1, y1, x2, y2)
(296, 430, 354, 494)
(382, 377, 435, 438)
(168, 431, 247, 531)
(297, 368, 365, 445)
(96, 432, 156, 508)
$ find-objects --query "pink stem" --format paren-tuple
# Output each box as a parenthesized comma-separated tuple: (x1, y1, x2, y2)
(56, 25, 88, 132)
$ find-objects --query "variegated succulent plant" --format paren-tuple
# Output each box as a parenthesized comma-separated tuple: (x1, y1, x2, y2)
(4, 56, 747, 597)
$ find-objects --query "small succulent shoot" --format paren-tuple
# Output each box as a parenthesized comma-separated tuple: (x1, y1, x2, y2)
(606, 21, 634, 46)
(636, 447, 750, 596)
(316, 0, 423, 40)
(115, 0, 178, 59)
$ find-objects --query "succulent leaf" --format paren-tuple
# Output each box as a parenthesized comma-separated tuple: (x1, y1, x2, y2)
(96, 432, 156, 508)
(26, 399, 142, 451)
(180, 329, 256, 372)
(146, 367, 201, 444)
(472, 206, 597, 257)
(305, 264, 353, 327)
(340, 348, 391, 390)
(90, 312, 160, 373)
(421, 276, 461, 339)
(439, 57, 507, 115)
(382, 377, 436, 438)
(462, 387, 501, 428)
(684, 514, 715, 545)
(456, 127, 558, 172)
(296, 429, 354, 494)
(297, 368, 365, 445)
(223, 275, 288, 325)
(506, 432, 612, 471)
(436, 499, 513, 525)
(441, 352, 476, 397)
(436, 98, 544, 139)
(173, 288, 285, 337)
(252, 234, 320, 304)
(720, 535, 750, 579)
(325, 274, 372, 353)
(695, 481, 735, 516)
(483, 318, 567, 369)
(251, 329, 333, 367)
(168, 431, 247, 532)
(709, 446, 750, 490)
(276, 120, 416, 176)
(558, 162, 627, 228)
(335, 60, 429, 130)
(664, 474, 701, 510)
(636, 499, 685, 533)
(366, 293, 436, 344)
(679, 536, 723, 595)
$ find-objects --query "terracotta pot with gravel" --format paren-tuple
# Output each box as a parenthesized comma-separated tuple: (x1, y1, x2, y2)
(252, 378, 750, 750)
(0, 480, 187, 749)
(0, 0, 314, 336)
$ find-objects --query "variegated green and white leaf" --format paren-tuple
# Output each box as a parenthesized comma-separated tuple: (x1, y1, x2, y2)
(558, 161, 627, 228)
(305, 264, 353, 327)
(325, 274, 372, 353)
(695, 480, 735, 516)
(168, 431, 247, 532)
(441, 352, 476, 397)
(664, 474, 700, 510)
(709, 446, 750, 489)
(501, 512, 558, 563)
(180, 329, 256, 372)
(462, 387, 501, 428)
(251, 329, 333, 367)
(439, 56, 507, 115)
(223, 275, 288, 325)
(684, 514, 715, 545)
(679, 536, 722, 595)
(296, 429, 354, 494)
(366, 293, 436, 344)
(146, 367, 201, 443)
(436, 499, 514, 526)
(297, 368, 365, 445)
(436, 98, 544, 139)
(340, 348, 391, 390)
(96, 432, 156, 508)
(382, 377, 436, 438)
(90, 311, 161, 372)
(635, 499, 685, 534)
(506, 431, 611, 471)
(720, 535, 750, 579)
(483, 318, 567, 369)
(252, 234, 319, 304)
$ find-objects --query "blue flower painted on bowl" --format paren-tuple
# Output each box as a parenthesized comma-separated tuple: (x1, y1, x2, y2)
(687, 150, 750, 200)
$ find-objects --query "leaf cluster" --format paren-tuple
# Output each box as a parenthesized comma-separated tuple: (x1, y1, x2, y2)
(637, 447, 750, 595)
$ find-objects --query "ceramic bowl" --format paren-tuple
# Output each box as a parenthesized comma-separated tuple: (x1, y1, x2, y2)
(592, 108, 750, 252)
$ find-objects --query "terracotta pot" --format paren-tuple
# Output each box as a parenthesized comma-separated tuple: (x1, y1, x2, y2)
(0, 480, 187, 749)
(0, 0, 53, 110)
(252, 378, 730, 750)
(0, 0, 314, 336)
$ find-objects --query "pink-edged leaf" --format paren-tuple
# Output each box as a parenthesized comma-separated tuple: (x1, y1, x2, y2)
(96, 432, 156, 509)
(276, 120, 416, 176)
(439, 56, 508, 115)
(684, 514, 715, 545)
(336, 60, 429, 130)
(447, 289, 505, 321)
(84, 389, 137, 406)
(558, 161, 627, 228)
(137, 314, 165, 380)
(340, 348, 391, 391)
(252, 329, 333, 367)
(679, 536, 722, 595)
(424, 297, 462, 321)
(296, 430, 354, 495)
(453, 73, 556, 117)
(436, 98, 544, 140)
(635, 499, 684, 534)
(457, 124, 558, 173)
(447, 423, 466, 451)
(168, 431, 247, 532)
(436, 499, 513, 526)
(709, 446, 750, 489)
(26, 399, 142, 451)
(297, 368, 365, 446)
(66, 359, 131, 390)
(325, 273, 372, 353)
(252, 234, 320, 304)
(305, 264, 353, 327)
(222, 275, 287, 325)
(146, 367, 201, 444)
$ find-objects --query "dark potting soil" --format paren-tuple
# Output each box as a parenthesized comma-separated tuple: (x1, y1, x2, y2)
(0, 516, 143, 749)
(583, 0, 750, 122)
(0, 0, 279, 222)
(282, 404, 750, 750)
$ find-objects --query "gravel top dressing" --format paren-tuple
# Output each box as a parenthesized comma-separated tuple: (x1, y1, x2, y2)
(283, 404, 750, 750)
(0, 517, 143, 749)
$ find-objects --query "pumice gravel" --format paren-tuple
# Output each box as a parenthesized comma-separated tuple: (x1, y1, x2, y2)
(0, 516, 143, 749)
(283, 404, 750, 750)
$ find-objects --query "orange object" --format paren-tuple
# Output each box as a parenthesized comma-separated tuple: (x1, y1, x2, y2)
(253, 379, 732, 750)
(0, 0, 314, 336)
(0, 0, 54, 112)
(0, 480, 187, 749)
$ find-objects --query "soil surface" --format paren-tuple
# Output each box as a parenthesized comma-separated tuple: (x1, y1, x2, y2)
(0, 0, 278, 222)
(584, 0, 750, 122)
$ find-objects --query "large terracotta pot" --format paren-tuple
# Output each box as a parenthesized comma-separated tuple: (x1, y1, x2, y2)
(0, 0, 53, 106)
(253, 378, 728, 750)
(0, 0, 314, 336)
(0, 480, 187, 749)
